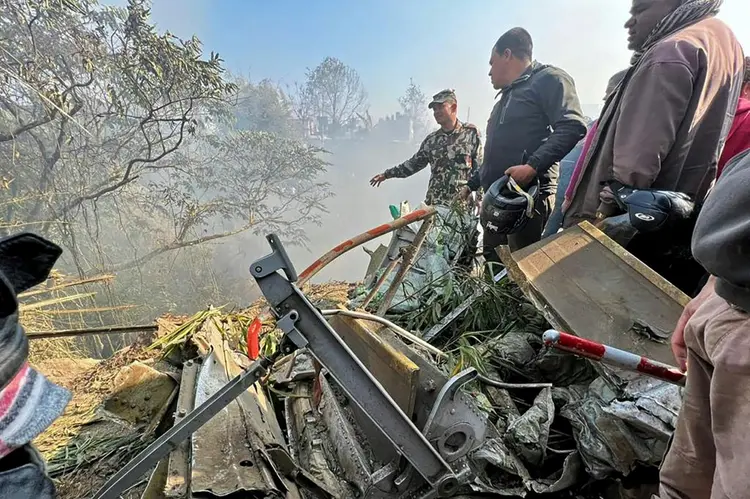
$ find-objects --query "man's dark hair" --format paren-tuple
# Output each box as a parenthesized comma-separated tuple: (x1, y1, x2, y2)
(744, 57, 750, 84)
(493, 28, 533, 61)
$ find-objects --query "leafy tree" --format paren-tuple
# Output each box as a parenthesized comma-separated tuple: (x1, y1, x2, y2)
(0, 0, 333, 325)
(398, 79, 429, 141)
(1, 0, 234, 234)
(294, 57, 368, 137)
(96, 130, 332, 272)
(233, 77, 297, 137)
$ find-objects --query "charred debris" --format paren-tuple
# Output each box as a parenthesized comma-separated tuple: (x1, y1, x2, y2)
(31, 207, 680, 499)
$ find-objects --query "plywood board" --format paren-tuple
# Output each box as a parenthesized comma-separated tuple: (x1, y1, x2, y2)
(500, 221, 688, 366)
(327, 314, 420, 465)
(327, 314, 419, 416)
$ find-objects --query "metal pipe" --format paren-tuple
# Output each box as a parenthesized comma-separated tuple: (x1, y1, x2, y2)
(319, 309, 446, 359)
(542, 329, 685, 386)
(360, 255, 402, 309)
(377, 214, 435, 316)
(476, 373, 552, 390)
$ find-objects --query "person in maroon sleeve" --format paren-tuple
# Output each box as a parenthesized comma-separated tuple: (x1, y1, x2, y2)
(563, 0, 743, 228)
(717, 56, 750, 178)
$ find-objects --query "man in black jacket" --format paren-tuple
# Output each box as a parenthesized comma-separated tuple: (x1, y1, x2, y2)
(461, 28, 587, 264)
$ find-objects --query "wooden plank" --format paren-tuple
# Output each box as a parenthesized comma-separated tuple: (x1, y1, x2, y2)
(327, 314, 419, 416)
(578, 222, 690, 307)
(327, 314, 420, 465)
(500, 222, 685, 365)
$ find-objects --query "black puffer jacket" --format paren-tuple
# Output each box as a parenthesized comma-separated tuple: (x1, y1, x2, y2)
(469, 62, 587, 195)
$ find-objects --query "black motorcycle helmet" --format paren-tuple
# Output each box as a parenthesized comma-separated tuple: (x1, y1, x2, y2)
(609, 182, 695, 233)
(623, 189, 695, 232)
(480, 175, 540, 235)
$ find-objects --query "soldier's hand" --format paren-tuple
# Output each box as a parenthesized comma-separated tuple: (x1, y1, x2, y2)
(370, 173, 387, 187)
(458, 185, 472, 201)
(505, 164, 537, 188)
(474, 191, 483, 209)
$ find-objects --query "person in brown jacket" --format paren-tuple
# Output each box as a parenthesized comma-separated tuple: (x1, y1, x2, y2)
(562, 0, 744, 293)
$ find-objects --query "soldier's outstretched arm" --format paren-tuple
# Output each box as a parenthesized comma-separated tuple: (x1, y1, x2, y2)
(382, 138, 430, 179)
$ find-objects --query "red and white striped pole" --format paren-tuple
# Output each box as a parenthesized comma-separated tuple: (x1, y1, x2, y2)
(542, 330, 686, 386)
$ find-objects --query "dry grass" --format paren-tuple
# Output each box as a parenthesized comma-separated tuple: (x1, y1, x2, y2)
(34, 342, 154, 459)
(18, 271, 133, 363)
(34, 341, 157, 499)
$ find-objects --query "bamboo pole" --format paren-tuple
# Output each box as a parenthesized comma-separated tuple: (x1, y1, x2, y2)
(377, 214, 435, 316)
(360, 255, 402, 309)
(27, 324, 158, 340)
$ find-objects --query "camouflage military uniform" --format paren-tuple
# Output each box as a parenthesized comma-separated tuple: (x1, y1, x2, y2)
(383, 121, 483, 207)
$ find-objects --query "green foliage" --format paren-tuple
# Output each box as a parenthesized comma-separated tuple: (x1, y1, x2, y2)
(394, 272, 545, 338)
(0, 0, 334, 325)
(389, 271, 549, 376)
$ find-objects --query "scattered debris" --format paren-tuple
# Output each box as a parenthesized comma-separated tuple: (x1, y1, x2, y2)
(28, 220, 686, 499)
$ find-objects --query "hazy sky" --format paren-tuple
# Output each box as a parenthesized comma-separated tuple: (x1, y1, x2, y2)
(129, 0, 750, 124)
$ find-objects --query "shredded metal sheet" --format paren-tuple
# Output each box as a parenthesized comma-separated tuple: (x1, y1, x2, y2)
(557, 375, 679, 480)
(604, 377, 682, 440)
(190, 320, 302, 498)
(526, 451, 583, 494)
(191, 349, 277, 497)
(505, 388, 554, 467)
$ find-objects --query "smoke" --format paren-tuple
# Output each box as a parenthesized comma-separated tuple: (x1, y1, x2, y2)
(290, 137, 431, 283)
(207, 133, 434, 307)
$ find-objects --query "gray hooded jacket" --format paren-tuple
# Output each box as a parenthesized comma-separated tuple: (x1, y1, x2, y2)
(692, 149, 750, 312)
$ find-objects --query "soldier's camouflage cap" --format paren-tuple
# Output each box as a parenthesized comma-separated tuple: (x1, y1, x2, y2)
(428, 89, 457, 109)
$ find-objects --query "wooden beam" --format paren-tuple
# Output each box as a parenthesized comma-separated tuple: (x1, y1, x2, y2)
(327, 314, 419, 416)
(500, 222, 683, 365)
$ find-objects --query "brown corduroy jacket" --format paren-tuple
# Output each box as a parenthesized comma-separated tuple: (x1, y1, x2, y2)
(563, 17, 745, 227)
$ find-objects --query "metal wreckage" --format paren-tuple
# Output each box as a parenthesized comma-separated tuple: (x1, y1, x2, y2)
(86, 203, 688, 499)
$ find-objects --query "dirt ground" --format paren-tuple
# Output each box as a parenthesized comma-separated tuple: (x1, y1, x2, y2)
(34, 341, 155, 499)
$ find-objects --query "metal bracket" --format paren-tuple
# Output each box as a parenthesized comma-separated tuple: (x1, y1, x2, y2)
(277, 310, 308, 351)
(421, 368, 487, 463)
(251, 235, 460, 498)
(249, 233, 298, 282)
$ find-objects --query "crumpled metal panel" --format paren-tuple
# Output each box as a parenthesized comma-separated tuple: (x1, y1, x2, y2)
(505, 387, 554, 467)
(189, 318, 302, 498)
(559, 380, 663, 480)
(191, 349, 275, 497)
(165, 359, 199, 497)
(285, 380, 352, 498)
(604, 377, 682, 440)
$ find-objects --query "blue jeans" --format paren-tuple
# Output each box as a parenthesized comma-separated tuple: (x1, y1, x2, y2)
(0, 445, 56, 499)
(542, 143, 584, 238)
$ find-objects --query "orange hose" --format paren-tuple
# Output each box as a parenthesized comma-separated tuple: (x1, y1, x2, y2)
(297, 206, 437, 285)
(255, 206, 437, 323)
